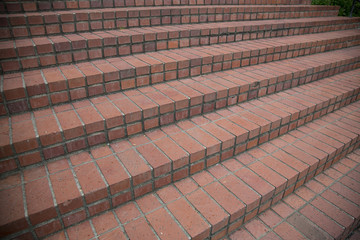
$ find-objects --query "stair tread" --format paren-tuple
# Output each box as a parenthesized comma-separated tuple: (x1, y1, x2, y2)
(1, 98, 358, 239)
(1, 45, 359, 171)
(1, 16, 359, 68)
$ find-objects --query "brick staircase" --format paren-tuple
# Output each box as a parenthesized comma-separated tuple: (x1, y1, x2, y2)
(0, 0, 359, 239)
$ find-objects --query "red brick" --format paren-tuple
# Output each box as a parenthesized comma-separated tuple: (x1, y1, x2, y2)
(92, 212, 118, 235)
(25, 177, 57, 225)
(167, 197, 211, 239)
(74, 162, 107, 204)
(146, 208, 188, 239)
(75, 105, 104, 134)
(92, 101, 123, 129)
(117, 148, 152, 186)
(3, 73, 25, 101)
(42, 68, 67, 92)
(0, 186, 28, 236)
(263, 154, 300, 184)
(12, 119, 38, 153)
(125, 217, 157, 239)
(186, 127, 221, 156)
(153, 135, 189, 170)
(229, 228, 255, 240)
(201, 122, 236, 150)
(236, 167, 275, 203)
(50, 169, 82, 214)
(67, 221, 94, 240)
(245, 218, 270, 239)
(287, 212, 332, 240)
(330, 182, 360, 205)
(35, 219, 62, 238)
(300, 204, 344, 239)
(35, 114, 62, 146)
(87, 200, 109, 216)
(137, 143, 171, 177)
(156, 185, 181, 204)
(187, 189, 229, 233)
(249, 161, 287, 194)
(274, 222, 306, 240)
(136, 194, 161, 214)
(220, 174, 260, 212)
(259, 209, 282, 228)
(126, 92, 158, 118)
(60, 65, 85, 89)
(55, 109, 84, 140)
(77, 62, 103, 85)
(311, 196, 354, 228)
(167, 131, 205, 163)
(99, 228, 127, 240)
(97, 156, 130, 195)
(283, 145, 319, 173)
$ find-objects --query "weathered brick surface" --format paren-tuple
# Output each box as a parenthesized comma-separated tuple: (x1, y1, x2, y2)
(1, 49, 359, 172)
(1, 99, 358, 239)
(0, 74, 359, 238)
(1, 0, 360, 239)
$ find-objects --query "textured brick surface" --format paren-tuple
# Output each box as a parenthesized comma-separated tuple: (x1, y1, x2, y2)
(228, 149, 360, 240)
(1, 63, 359, 172)
(1, 0, 360, 239)
(1, 17, 359, 69)
(2, 30, 360, 114)
(0, 97, 359, 239)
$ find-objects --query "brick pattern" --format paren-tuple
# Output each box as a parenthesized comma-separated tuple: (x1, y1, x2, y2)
(1, 17, 359, 73)
(1, 30, 359, 116)
(228, 149, 360, 240)
(1, 101, 358, 239)
(0, 5, 339, 39)
(0, 0, 313, 13)
(1, 0, 360, 238)
(1, 48, 359, 173)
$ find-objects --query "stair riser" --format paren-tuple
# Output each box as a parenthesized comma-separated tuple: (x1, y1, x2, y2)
(1, 50, 359, 174)
(2, 32, 359, 116)
(0, 5, 339, 40)
(0, 0, 313, 13)
(2, 19, 359, 73)
(2, 101, 359, 239)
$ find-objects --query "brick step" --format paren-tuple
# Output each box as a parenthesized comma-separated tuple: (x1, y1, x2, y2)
(0, 5, 339, 39)
(1, 17, 359, 69)
(1, 99, 358, 239)
(227, 149, 360, 240)
(2, 30, 359, 115)
(4, 27, 360, 76)
(1, 47, 359, 173)
(0, 0, 312, 13)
